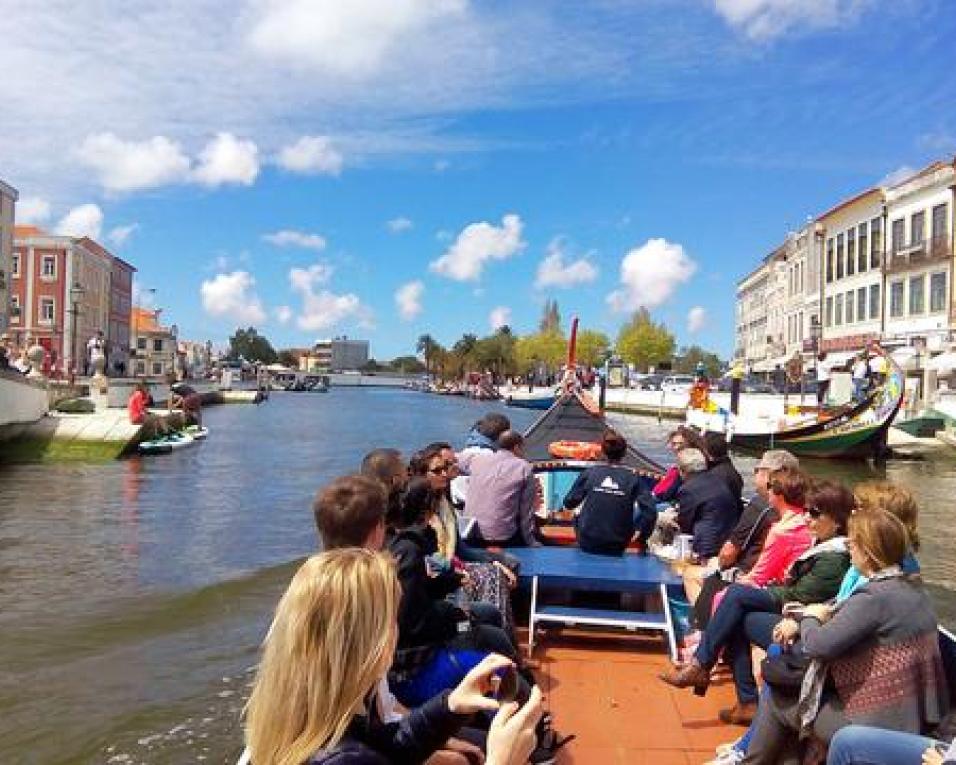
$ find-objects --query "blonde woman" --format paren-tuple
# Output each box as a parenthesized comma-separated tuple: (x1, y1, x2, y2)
(245, 549, 544, 765)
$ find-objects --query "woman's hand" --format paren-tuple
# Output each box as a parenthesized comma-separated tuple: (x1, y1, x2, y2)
(486, 686, 545, 765)
(922, 745, 944, 765)
(803, 603, 832, 623)
(772, 617, 800, 646)
(493, 561, 517, 589)
(448, 654, 513, 715)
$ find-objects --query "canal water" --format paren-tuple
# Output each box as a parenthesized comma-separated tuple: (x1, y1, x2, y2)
(3, 388, 956, 764)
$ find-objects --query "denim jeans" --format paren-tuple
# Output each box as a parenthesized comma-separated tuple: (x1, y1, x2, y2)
(826, 725, 941, 765)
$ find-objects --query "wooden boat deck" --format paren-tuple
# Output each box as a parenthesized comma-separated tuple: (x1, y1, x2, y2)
(525, 629, 738, 764)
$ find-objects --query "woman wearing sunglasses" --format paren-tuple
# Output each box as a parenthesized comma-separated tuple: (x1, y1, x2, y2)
(661, 481, 854, 727)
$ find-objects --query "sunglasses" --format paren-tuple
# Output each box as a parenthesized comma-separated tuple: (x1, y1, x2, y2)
(428, 465, 450, 475)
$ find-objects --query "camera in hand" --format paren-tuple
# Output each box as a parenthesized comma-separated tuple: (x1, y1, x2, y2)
(494, 666, 519, 703)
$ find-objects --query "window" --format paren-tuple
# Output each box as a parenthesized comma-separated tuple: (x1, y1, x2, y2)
(10, 294, 20, 322)
(825, 296, 833, 326)
(911, 211, 925, 246)
(151, 362, 163, 375)
(41, 254, 56, 279)
(11, 253, 20, 278)
(826, 239, 834, 283)
(136, 337, 147, 350)
(869, 284, 881, 320)
(909, 274, 925, 315)
(847, 229, 856, 276)
(858, 223, 868, 272)
(931, 272, 947, 313)
(845, 290, 854, 323)
(870, 217, 882, 268)
(40, 297, 55, 324)
(136, 362, 146, 375)
(892, 218, 905, 252)
(857, 287, 866, 322)
(836, 234, 844, 279)
(932, 204, 948, 243)
(153, 338, 163, 352)
(890, 281, 904, 318)
(835, 293, 843, 325)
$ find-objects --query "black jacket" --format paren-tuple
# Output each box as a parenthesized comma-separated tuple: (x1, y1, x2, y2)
(387, 525, 466, 649)
(707, 457, 743, 511)
(308, 690, 466, 764)
(676, 471, 742, 559)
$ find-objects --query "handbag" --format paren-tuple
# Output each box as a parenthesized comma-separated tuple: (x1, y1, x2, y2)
(761, 649, 811, 692)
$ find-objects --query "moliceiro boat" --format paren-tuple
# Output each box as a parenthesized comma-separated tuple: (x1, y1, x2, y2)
(686, 348, 905, 459)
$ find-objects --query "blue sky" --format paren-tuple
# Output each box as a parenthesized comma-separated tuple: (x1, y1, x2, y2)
(3, 0, 954, 359)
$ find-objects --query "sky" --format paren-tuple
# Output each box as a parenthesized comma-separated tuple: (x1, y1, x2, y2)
(2, 0, 955, 360)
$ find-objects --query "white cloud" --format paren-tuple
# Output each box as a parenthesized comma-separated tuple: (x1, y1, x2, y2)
(713, 0, 871, 41)
(107, 223, 139, 247)
(276, 135, 344, 176)
(275, 305, 293, 324)
(247, 0, 468, 77)
(687, 305, 707, 334)
(879, 165, 916, 187)
(192, 132, 259, 187)
(55, 203, 104, 239)
(535, 238, 599, 289)
(387, 216, 414, 233)
(434, 159, 451, 173)
(200, 271, 267, 324)
(395, 280, 424, 321)
(430, 213, 525, 281)
(263, 229, 327, 251)
(16, 196, 52, 224)
(288, 262, 372, 331)
(607, 238, 697, 312)
(75, 132, 190, 192)
(489, 306, 512, 330)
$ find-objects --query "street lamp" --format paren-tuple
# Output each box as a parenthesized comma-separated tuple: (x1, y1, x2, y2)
(68, 282, 85, 377)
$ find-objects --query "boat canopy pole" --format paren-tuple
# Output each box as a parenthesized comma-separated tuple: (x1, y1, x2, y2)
(559, 316, 580, 397)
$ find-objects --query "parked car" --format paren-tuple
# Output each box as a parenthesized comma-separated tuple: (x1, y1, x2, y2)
(661, 374, 695, 393)
(632, 373, 664, 390)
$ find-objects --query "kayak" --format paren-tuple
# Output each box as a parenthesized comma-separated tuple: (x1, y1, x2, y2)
(183, 425, 209, 440)
(138, 431, 196, 455)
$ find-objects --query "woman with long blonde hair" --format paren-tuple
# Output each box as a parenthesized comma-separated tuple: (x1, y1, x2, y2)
(245, 548, 544, 765)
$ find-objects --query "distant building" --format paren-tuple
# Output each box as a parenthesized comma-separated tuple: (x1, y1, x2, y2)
(130, 307, 176, 377)
(178, 339, 213, 378)
(0, 179, 18, 335)
(11, 226, 135, 375)
(303, 337, 370, 372)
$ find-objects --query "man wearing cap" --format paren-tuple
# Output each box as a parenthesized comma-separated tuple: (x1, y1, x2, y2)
(689, 450, 799, 622)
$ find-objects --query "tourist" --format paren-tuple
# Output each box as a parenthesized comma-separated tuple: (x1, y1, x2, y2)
(740, 511, 946, 764)
(460, 430, 540, 548)
(816, 351, 832, 406)
(653, 426, 709, 502)
(703, 431, 744, 510)
(561, 428, 658, 555)
(689, 450, 798, 616)
(450, 413, 511, 506)
(360, 448, 409, 526)
(826, 725, 956, 765)
(128, 381, 172, 438)
(244, 549, 545, 765)
(852, 352, 871, 402)
(661, 481, 852, 723)
(673, 447, 741, 561)
(169, 379, 203, 428)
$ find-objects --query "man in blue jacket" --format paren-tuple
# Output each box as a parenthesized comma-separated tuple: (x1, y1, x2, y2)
(674, 447, 741, 561)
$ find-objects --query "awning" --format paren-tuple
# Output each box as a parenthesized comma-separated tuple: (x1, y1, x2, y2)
(929, 351, 956, 372)
(891, 347, 918, 370)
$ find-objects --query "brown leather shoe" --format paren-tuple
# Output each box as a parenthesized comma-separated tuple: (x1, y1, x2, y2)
(659, 660, 711, 696)
(718, 702, 757, 726)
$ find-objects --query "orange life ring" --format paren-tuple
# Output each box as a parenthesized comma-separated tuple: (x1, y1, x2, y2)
(548, 440, 604, 461)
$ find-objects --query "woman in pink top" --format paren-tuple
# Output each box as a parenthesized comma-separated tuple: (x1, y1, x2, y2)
(738, 467, 813, 587)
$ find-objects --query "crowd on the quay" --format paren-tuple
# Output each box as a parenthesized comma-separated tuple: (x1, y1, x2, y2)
(239, 409, 955, 765)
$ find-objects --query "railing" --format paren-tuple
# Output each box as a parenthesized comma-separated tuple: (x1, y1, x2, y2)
(885, 236, 952, 274)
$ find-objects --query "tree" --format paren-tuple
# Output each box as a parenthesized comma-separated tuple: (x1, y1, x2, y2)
(416, 334, 439, 376)
(390, 355, 426, 374)
(277, 349, 298, 368)
(472, 327, 517, 381)
(538, 299, 562, 334)
(227, 327, 278, 364)
(515, 331, 566, 375)
(575, 329, 611, 367)
(615, 309, 675, 371)
(673, 345, 723, 378)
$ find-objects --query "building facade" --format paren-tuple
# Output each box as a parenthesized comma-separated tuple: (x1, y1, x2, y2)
(0, 179, 18, 335)
(130, 307, 176, 377)
(302, 337, 370, 372)
(10, 227, 133, 374)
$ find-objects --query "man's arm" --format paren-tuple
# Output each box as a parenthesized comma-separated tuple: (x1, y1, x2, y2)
(717, 540, 741, 570)
(561, 470, 589, 511)
(518, 469, 542, 546)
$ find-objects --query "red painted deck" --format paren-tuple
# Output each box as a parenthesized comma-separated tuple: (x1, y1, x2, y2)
(524, 629, 739, 764)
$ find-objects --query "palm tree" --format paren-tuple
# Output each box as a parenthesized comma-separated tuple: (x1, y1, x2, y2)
(416, 334, 436, 377)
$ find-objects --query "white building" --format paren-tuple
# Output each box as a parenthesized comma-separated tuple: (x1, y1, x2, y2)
(735, 264, 770, 368)
(0, 179, 18, 334)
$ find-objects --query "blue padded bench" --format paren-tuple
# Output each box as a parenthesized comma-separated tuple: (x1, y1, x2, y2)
(502, 546, 683, 661)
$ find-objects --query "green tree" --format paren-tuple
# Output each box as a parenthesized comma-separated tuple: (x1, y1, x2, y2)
(416, 334, 440, 377)
(515, 331, 566, 374)
(472, 327, 517, 381)
(538, 299, 562, 334)
(277, 349, 298, 368)
(227, 327, 278, 364)
(575, 329, 611, 367)
(390, 355, 426, 374)
(615, 309, 675, 371)
(673, 345, 723, 378)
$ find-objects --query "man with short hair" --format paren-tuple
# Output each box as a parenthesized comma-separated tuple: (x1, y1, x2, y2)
(450, 413, 510, 506)
(360, 447, 408, 521)
(675, 447, 741, 561)
(313, 474, 389, 551)
(461, 429, 540, 547)
(561, 429, 657, 556)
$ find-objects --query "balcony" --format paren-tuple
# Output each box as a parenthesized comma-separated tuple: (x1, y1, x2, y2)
(884, 236, 952, 274)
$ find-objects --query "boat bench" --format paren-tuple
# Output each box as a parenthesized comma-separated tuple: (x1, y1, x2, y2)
(502, 546, 683, 662)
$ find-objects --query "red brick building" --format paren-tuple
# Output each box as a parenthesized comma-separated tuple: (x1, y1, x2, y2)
(10, 226, 136, 375)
